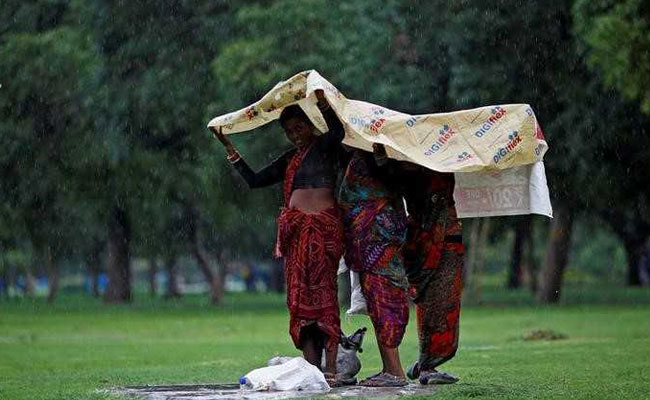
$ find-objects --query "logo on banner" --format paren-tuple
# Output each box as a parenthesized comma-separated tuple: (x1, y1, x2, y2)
(424, 124, 457, 156)
(475, 106, 507, 138)
(245, 107, 259, 120)
(493, 130, 522, 164)
(349, 115, 370, 130)
(406, 116, 420, 128)
(349, 115, 386, 134)
(457, 152, 474, 163)
(369, 118, 386, 133)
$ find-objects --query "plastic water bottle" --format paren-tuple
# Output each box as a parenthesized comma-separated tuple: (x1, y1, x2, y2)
(239, 376, 253, 390)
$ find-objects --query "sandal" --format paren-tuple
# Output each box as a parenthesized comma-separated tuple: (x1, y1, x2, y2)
(358, 372, 408, 387)
(418, 369, 459, 385)
(336, 375, 358, 386)
(406, 361, 420, 380)
(324, 372, 344, 388)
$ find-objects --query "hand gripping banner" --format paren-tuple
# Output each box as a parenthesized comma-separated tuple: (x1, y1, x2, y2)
(208, 70, 552, 218)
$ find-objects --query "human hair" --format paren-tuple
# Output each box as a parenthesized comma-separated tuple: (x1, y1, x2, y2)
(279, 105, 310, 128)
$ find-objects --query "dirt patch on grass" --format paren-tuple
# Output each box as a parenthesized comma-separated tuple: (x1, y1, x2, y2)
(522, 329, 568, 341)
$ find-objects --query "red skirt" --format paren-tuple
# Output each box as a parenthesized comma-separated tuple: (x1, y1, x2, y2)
(276, 205, 344, 351)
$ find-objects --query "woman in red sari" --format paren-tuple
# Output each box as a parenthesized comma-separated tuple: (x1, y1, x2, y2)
(211, 91, 345, 384)
(403, 166, 463, 385)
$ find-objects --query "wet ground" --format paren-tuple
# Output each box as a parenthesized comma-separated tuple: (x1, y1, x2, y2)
(114, 383, 438, 400)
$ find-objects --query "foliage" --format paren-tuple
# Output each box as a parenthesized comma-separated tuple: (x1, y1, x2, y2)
(1, 0, 649, 299)
(0, 15, 99, 264)
(574, 0, 650, 114)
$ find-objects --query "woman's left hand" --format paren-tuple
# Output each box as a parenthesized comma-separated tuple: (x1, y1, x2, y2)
(315, 89, 329, 110)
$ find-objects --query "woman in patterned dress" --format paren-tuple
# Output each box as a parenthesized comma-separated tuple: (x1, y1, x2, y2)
(338, 144, 410, 387)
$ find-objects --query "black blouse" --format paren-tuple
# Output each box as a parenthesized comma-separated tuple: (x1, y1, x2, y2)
(232, 107, 345, 190)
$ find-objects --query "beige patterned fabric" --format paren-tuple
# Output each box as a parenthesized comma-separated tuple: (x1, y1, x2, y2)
(207, 70, 552, 218)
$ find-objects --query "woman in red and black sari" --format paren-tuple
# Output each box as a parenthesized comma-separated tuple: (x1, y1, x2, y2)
(211, 91, 345, 384)
(403, 167, 464, 385)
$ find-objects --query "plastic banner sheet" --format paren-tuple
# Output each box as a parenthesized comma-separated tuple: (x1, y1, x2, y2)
(208, 70, 552, 217)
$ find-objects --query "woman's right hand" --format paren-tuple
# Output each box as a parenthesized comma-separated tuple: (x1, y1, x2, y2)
(210, 126, 231, 146)
(372, 143, 389, 166)
(210, 126, 237, 156)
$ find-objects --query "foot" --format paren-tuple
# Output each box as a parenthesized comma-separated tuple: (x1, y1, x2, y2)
(358, 372, 408, 387)
(336, 375, 358, 386)
(418, 369, 459, 385)
(324, 372, 344, 388)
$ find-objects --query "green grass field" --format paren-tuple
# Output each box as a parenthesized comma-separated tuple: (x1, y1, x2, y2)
(1, 285, 650, 400)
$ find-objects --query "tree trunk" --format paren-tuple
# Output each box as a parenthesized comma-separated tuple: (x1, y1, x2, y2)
(148, 257, 158, 297)
(642, 241, 650, 285)
(523, 225, 538, 293)
(0, 268, 7, 299)
(186, 204, 222, 305)
(89, 266, 100, 297)
(622, 236, 646, 286)
(508, 216, 530, 289)
(270, 259, 285, 293)
(474, 218, 491, 301)
(86, 242, 102, 297)
(463, 219, 481, 288)
(164, 255, 182, 298)
(46, 246, 59, 303)
(463, 218, 491, 303)
(6, 265, 16, 298)
(104, 203, 131, 303)
(24, 267, 37, 296)
(537, 205, 574, 304)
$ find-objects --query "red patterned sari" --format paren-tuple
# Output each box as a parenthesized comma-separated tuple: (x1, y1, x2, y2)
(275, 146, 344, 351)
(404, 171, 464, 370)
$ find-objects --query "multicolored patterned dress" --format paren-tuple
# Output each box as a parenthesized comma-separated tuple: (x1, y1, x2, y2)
(339, 150, 409, 348)
(403, 168, 464, 370)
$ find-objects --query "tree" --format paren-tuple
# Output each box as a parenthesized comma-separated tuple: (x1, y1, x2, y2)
(75, 0, 235, 303)
(0, 1, 99, 301)
(573, 0, 650, 285)
(508, 216, 532, 289)
(443, 0, 583, 302)
(573, 0, 650, 114)
(209, 0, 452, 264)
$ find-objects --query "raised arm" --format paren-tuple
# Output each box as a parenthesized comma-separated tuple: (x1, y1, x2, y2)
(210, 126, 292, 188)
(367, 143, 402, 185)
(315, 90, 345, 147)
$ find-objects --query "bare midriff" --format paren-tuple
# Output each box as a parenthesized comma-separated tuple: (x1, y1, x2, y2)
(289, 188, 336, 213)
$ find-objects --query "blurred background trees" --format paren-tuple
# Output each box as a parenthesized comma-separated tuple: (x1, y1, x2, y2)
(1, 0, 648, 305)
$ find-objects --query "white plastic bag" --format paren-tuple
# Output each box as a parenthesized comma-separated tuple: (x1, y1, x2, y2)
(243, 357, 329, 392)
(337, 258, 367, 316)
(337, 257, 348, 275)
(346, 271, 368, 316)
